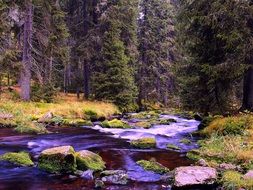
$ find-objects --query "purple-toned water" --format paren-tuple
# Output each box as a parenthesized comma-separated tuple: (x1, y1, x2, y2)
(0, 115, 206, 190)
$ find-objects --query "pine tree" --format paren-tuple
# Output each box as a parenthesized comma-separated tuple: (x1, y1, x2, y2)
(92, 0, 138, 111)
(176, 0, 253, 113)
(138, 0, 175, 108)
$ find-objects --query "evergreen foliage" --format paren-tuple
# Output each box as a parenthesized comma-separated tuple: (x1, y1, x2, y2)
(176, 0, 253, 113)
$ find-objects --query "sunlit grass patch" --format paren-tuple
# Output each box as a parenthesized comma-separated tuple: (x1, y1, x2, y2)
(221, 171, 253, 190)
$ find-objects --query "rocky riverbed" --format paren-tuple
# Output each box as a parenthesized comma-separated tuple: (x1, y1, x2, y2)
(0, 113, 220, 190)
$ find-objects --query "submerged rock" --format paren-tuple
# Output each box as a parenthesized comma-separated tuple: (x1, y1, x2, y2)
(38, 145, 77, 173)
(0, 152, 34, 167)
(95, 179, 105, 188)
(81, 169, 94, 180)
(76, 150, 105, 172)
(174, 166, 217, 187)
(137, 159, 170, 174)
(130, 137, 156, 149)
(101, 170, 128, 185)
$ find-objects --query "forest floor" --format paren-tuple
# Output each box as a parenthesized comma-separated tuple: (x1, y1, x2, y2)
(0, 90, 119, 134)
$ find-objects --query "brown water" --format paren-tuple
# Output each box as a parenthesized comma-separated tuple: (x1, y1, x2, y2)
(0, 115, 215, 190)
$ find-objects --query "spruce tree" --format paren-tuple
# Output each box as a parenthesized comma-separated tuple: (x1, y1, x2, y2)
(176, 0, 253, 113)
(138, 0, 175, 108)
(92, 0, 138, 111)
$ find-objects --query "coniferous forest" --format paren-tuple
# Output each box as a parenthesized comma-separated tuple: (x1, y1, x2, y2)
(1, 1, 253, 190)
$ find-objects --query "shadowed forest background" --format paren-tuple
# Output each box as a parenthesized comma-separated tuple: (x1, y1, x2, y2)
(1, 0, 252, 114)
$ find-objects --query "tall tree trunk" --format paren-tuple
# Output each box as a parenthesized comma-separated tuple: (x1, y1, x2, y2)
(20, 1, 33, 101)
(241, 67, 253, 111)
(83, 0, 90, 99)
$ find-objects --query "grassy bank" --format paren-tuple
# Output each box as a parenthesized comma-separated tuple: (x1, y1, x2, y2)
(188, 114, 253, 189)
(0, 93, 119, 134)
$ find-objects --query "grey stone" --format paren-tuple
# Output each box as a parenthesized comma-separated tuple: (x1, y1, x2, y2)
(174, 166, 217, 187)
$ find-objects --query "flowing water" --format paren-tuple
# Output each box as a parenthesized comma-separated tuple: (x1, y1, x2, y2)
(0, 114, 203, 190)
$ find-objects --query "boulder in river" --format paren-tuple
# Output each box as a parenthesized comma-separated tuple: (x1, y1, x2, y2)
(76, 150, 105, 172)
(174, 166, 217, 187)
(101, 119, 131, 129)
(130, 137, 156, 149)
(0, 152, 34, 167)
(38, 145, 77, 173)
(101, 170, 129, 185)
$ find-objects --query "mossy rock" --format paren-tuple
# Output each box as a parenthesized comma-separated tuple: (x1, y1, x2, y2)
(137, 159, 170, 174)
(38, 146, 77, 174)
(76, 150, 105, 172)
(131, 111, 160, 120)
(0, 152, 34, 167)
(135, 121, 152, 128)
(63, 119, 93, 127)
(157, 118, 177, 125)
(101, 119, 131, 129)
(130, 138, 156, 149)
(167, 144, 181, 150)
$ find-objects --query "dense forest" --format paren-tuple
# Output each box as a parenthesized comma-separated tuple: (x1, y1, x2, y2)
(2, 1, 253, 189)
(1, 0, 251, 114)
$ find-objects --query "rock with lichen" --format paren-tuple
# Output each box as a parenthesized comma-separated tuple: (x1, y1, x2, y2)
(101, 170, 129, 185)
(174, 166, 217, 187)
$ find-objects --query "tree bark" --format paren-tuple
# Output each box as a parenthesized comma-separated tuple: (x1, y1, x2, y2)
(20, 1, 33, 101)
(82, 0, 90, 100)
(241, 67, 253, 111)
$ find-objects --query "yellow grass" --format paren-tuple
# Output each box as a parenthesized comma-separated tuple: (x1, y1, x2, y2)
(0, 93, 119, 119)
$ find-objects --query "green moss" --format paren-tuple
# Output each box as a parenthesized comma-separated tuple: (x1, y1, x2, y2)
(84, 109, 98, 120)
(167, 144, 181, 150)
(14, 121, 47, 134)
(0, 152, 34, 166)
(180, 138, 191, 144)
(221, 171, 253, 190)
(63, 119, 93, 126)
(135, 121, 152, 128)
(101, 119, 131, 129)
(38, 146, 77, 174)
(186, 149, 201, 161)
(130, 138, 156, 149)
(157, 118, 177, 125)
(76, 150, 105, 172)
(137, 159, 170, 174)
(131, 111, 160, 120)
